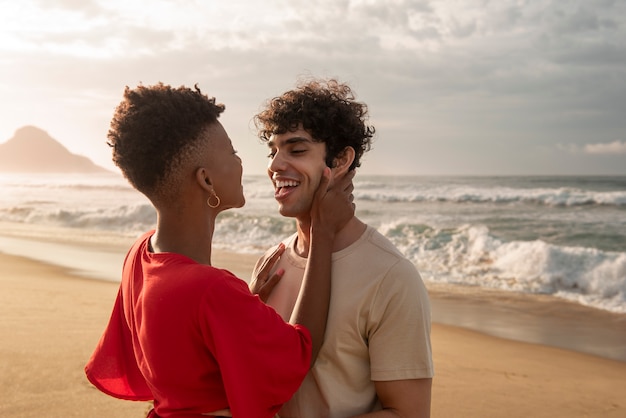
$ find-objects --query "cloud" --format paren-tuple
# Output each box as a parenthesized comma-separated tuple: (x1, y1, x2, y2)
(558, 140, 626, 155)
(584, 140, 626, 155)
(2, 0, 626, 175)
(33, 0, 106, 17)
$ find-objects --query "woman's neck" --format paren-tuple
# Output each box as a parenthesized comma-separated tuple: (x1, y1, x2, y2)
(152, 212, 216, 265)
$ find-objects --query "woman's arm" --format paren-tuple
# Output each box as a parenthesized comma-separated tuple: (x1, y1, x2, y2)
(290, 169, 355, 365)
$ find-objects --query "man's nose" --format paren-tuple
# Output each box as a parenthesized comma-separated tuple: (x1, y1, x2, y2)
(268, 151, 285, 172)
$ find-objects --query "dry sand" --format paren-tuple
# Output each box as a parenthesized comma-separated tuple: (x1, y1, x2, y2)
(1, 249, 625, 417)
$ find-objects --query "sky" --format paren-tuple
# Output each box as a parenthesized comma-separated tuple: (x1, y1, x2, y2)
(1, 0, 625, 176)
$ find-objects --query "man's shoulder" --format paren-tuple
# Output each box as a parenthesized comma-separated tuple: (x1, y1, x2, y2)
(362, 225, 408, 261)
(255, 233, 300, 273)
(344, 225, 420, 278)
(258, 233, 297, 258)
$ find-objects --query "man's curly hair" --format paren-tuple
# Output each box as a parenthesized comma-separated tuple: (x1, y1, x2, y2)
(254, 78, 374, 170)
(107, 83, 224, 202)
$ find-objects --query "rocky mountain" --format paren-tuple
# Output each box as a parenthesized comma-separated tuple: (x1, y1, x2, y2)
(0, 126, 110, 173)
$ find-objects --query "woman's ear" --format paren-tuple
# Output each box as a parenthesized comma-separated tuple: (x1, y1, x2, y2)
(195, 167, 213, 193)
(331, 146, 355, 176)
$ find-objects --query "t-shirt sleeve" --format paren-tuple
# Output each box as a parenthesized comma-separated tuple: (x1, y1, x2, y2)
(368, 259, 434, 381)
(199, 271, 312, 418)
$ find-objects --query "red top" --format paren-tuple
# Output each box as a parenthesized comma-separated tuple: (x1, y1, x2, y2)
(85, 232, 312, 418)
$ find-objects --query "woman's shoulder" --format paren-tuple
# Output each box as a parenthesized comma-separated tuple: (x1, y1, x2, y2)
(183, 263, 249, 295)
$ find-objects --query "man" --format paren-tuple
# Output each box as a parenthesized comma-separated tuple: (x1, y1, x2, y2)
(250, 79, 433, 417)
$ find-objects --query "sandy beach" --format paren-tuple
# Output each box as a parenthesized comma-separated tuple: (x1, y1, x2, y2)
(1, 234, 626, 417)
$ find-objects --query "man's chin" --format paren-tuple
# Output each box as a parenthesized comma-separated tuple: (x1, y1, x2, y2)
(277, 204, 301, 219)
(278, 207, 293, 217)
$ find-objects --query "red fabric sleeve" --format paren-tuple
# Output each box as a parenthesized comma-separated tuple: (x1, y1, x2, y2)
(200, 272, 312, 418)
(84, 287, 153, 401)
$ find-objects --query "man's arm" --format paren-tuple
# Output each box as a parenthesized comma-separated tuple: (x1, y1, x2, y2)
(352, 378, 432, 418)
(355, 257, 433, 418)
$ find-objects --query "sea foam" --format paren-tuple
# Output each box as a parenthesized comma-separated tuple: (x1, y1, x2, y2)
(1, 173, 624, 314)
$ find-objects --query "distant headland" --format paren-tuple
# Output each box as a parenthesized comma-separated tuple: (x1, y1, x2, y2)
(0, 126, 110, 173)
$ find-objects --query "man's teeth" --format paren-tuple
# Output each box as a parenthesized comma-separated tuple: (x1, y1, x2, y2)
(276, 180, 300, 188)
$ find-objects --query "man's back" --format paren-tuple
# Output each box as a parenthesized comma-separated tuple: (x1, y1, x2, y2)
(259, 225, 434, 418)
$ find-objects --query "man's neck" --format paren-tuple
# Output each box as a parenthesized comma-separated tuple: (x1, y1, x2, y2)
(294, 216, 366, 258)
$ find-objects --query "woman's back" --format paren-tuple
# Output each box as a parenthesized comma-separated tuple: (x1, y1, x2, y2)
(86, 231, 312, 418)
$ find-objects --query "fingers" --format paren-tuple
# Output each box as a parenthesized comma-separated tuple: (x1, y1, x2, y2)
(346, 180, 354, 194)
(251, 243, 285, 296)
(258, 268, 284, 303)
(331, 170, 355, 203)
(257, 243, 285, 275)
(265, 268, 284, 288)
(316, 167, 332, 195)
(347, 171, 355, 190)
(332, 169, 355, 193)
(322, 166, 332, 183)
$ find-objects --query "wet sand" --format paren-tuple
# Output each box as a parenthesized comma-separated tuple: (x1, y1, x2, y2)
(428, 283, 626, 362)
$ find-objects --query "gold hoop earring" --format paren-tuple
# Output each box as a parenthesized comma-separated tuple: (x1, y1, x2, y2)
(207, 194, 221, 208)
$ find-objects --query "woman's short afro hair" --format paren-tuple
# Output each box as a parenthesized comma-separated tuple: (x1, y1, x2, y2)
(107, 83, 224, 200)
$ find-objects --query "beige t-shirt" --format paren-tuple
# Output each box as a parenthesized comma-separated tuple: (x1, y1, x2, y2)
(257, 225, 433, 418)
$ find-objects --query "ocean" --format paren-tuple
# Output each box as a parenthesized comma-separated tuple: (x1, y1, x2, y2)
(1, 172, 625, 315)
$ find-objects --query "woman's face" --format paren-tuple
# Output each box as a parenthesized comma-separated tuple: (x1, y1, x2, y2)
(202, 121, 245, 210)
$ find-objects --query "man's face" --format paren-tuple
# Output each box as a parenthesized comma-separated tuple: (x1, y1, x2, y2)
(267, 126, 327, 219)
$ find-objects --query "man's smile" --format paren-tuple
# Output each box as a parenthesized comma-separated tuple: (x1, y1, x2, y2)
(274, 179, 301, 200)
(275, 179, 300, 188)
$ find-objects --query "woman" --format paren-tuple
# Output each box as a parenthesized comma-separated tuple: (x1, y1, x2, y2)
(84, 83, 354, 418)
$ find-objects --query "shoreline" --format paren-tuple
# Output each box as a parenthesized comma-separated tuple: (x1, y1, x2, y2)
(427, 282, 626, 363)
(1, 222, 626, 364)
